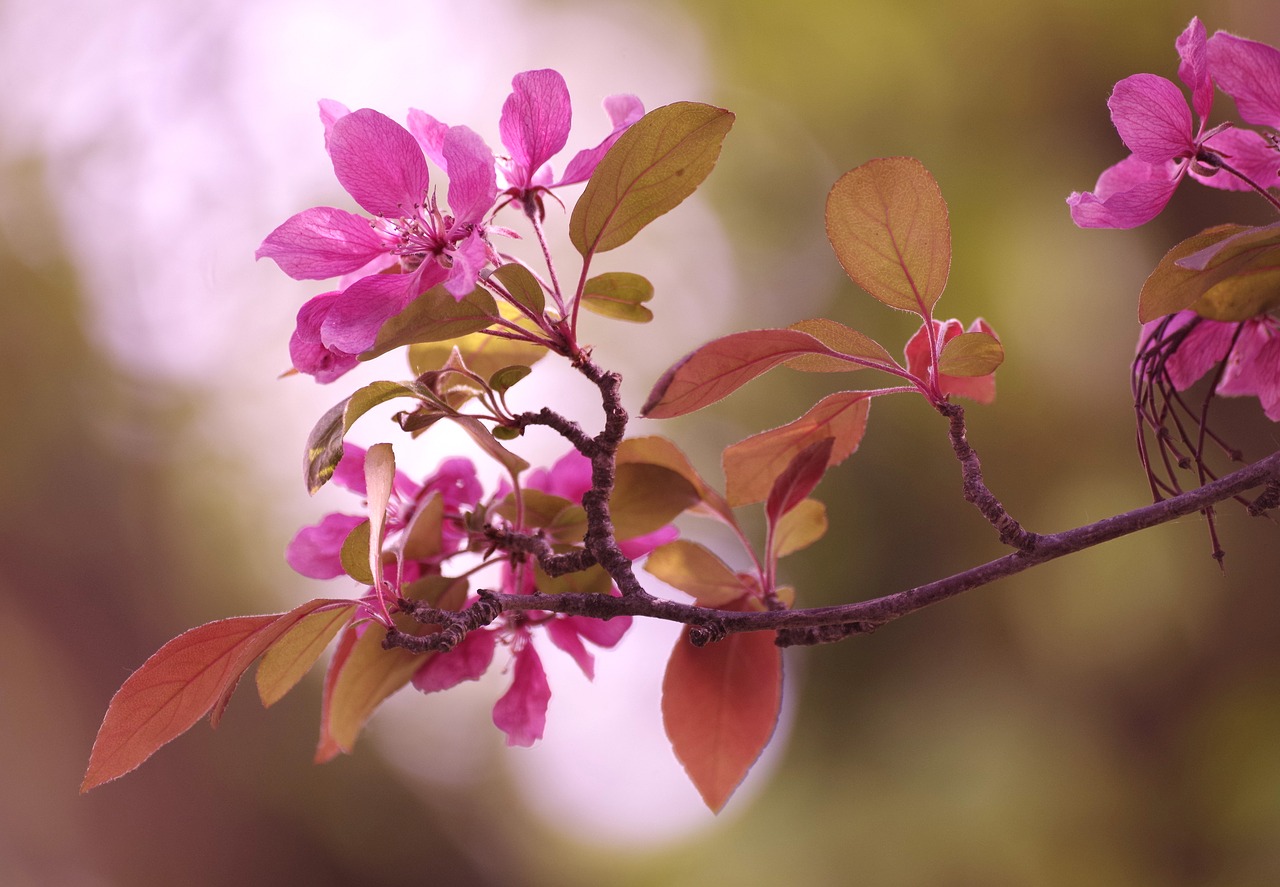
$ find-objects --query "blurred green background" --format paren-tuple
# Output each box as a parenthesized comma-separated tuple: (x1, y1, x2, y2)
(4, 0, 1280, 884)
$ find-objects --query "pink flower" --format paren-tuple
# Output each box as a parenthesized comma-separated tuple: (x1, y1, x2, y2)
(258, 108, 499, 374)
(1207, 30, 1280, 130)
(1068, 18, 1280, 229)
(1137, 310, 1280, 420)
(412, 449, 669, 747)
(904, 317, 999, 404)
(408, 69, 644, 218)
(286, 443, 481, 580)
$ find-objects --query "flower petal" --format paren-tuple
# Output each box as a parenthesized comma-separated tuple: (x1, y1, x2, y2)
(329, 109, 431, 217)
(318, 99, 351, 152)
(1193, 127, 1280, 192)
(405, 109, 450, 171)
(1176, 18, 1213, 122)
(1067, 155, 1182, 229)
(557, 93, 646, 187)
(545, 618, 594, 679)
(492, 641, 551, 747)
(256, 207, 389, 280)
(289, 291, 361, 382)
(320, 269, 434, 355)
(286, 512, 365, 578)
(499, 69, 572, 189)
(1208, 31, 1280, 130)
(1109, 74, 1194, 163)
(411, 628, 497, 693)
(442, 126, 498, 225)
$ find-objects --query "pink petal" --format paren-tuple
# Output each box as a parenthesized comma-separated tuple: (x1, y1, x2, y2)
(565, 613, 631, 649)
(318, 99, 351, 151)
(331, 442, 369, 495)
(286, 512, 365, 578)
(329, 109, 431, 217)
(442, 126, 497, 225)
(320, 265, 442, 354)
(289, 291, 360, 382)
(1109, 74, 1195, 163)
(618, 524, 679, 558)
(256, 207, 390, 280)
(527, 450, 593, 502)
(499, 69, 572, 189)
(1208, 31, 1280, 130)
(545, 618, 595, 679)
(1067, 156, 1182, 229)
(1217, 319, 1280, 417)
(1176, 18, 1213, 122)
(405, 109, 450, 171)
(411, 628, 498, 693)
(1168, 318, 1236, 390)
(492, 642, 551, 747)
(443, 229, 489, 298)
(557, 93, 646, 187)
(1192, 127, 1280, 192)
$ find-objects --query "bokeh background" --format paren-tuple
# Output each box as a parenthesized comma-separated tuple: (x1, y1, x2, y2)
(4, 0, 1280, 884)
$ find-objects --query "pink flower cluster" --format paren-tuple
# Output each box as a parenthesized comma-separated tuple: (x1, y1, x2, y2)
(1068, 18, 1280, 229)
(290, 446, 675, 747)
(257, 71, 642, 382)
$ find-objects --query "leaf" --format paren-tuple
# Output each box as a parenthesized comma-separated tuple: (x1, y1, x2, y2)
(826, 156, 951, 315)
(643, 539, 748, 607)
(489, 364, 533, 393)
(409, 330, 547, 382)
(82, 599, 351, 792)
(641, 329, 840, 420)
(534, 562, 614, 596)
(783, 319, 898, 373)
(938, 331, 1003, 376)
(723, 390, 874, 507)
(361, 284, 500, 360)
(581, 272, 655, 323)
(256, 603, 359, 708)
(317, 579, 467, 761)
(765, 437, 835, 526)
(616, 436, 735, 524)
(571, 102, 735, 256)
(364, 442, 396, 604)
(1138, 225, 1246, 321)
(663, 620, 782, 813)
(339, 519, 374, 584)
(546, 462, 699, 544)
(304, 381, 416, 494)
(452, 416, 530, 478)
(771, 498, 828, 559)
(491, 263, 545, 316)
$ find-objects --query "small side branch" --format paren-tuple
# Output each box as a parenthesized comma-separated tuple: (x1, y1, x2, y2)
(385, 591, 503, 654)
(939, 401, 1040, 551)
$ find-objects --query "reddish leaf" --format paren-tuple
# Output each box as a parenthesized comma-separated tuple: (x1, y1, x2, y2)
(82, 598, 352, 792)
(784, 318, 899, 373)
(663, 621, 782, 812)
(641, 329, 840, 420)
(765, 437, 835, 526)
(826, 157, 951, 315)
(723, 390, 875, 507)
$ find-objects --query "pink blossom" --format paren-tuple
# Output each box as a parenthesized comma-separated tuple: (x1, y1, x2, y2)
(258, 108, 499, 376)
(1068, 18, 1280, 229)
(904, 318, 999, 404)
(408, 69, 644, 218)
(491, 640, 552, 747)
(1206, 30, 1280, 130)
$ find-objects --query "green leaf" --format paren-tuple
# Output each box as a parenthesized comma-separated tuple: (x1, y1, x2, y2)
(409, 330, 547, 381)
(340, 519, 374, 584)
(616, 436, 736, 525)
(783, 318, 899, 373)
(304, 381, 416, 494)
(938, 331, 1003, 376)
(571, 102, 735, 256)
(641, 328, 841, 419)
(771, 498, 828, 559)
(826, 156, 951, 315)
(609, 462, 700, 540)
(361, 284, 500, 360)
(581, 272, 655, 323)
(663, 617, 782, 813)
(491, 263, 545, 316)
(724, 390, 874, 507)
(534, 562, 613, 596)
(453, 416, 530, 478)
(643, 539, 747, 607)
(489, 364, 533, 393)
(256, 603, 359, 708)
(494, 489, 580, 543)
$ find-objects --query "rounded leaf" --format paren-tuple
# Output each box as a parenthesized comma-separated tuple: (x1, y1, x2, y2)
(937, 331, 1004, 376)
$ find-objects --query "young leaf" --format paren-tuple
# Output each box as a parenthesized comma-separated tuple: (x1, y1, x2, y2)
(616, 436, 735, 524)
(937, 331, 1003, 376)
(364, 442, 396, 607)
(491, 263, 545, 316)
(826, 157, 951, 316)
(340, 519, 374, 584)
(256, 603, 359, 708)
(784, 318, 899, 373)
(663, 621, 782, 813)
(570, 102, 735, 256)
(305, 381, 416, 494)
(641, 329, 840, 420)
(643, 539, 748, 607)
(82, 599, 351, 792)
(724, 390, 875, 507)
(771, 498, 828, 559)
(361, 284, 500, 360)
(581, 271, 655, 323)
(765, 437, 835, 527)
